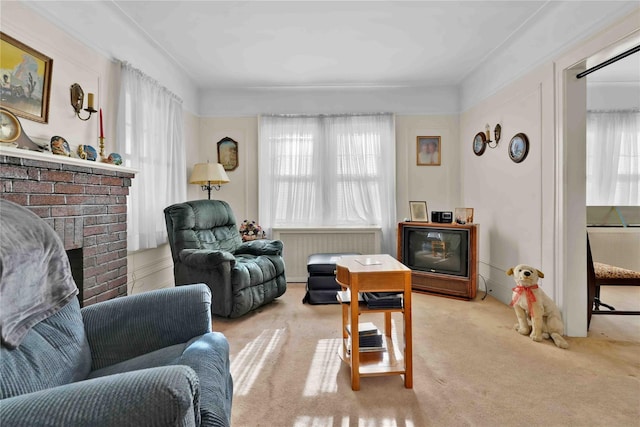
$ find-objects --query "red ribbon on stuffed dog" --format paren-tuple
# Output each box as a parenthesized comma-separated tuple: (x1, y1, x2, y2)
(510, 284, 538, 316)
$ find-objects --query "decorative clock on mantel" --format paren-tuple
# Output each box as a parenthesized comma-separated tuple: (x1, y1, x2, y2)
(0, 106, 43, 151)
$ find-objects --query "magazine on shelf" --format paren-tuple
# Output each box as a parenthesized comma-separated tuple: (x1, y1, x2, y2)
(336, 290, 364, 304)
(363, 292, 403, 309)
(346, 321, 380, 337)
(345, 337, 386, 354)
(346, 322, 383, 348)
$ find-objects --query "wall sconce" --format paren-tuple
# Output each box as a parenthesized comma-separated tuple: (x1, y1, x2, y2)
(70, 83, 97, 121)
(484, 123, 501, 149)
(189, 162, 230, 199)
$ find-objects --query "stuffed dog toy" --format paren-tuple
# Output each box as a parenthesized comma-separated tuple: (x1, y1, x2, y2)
(506, 264, 568, 349)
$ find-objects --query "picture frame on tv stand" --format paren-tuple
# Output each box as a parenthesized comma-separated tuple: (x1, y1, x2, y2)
(409, 201, 428, 222)
(454, 208, 474, 224)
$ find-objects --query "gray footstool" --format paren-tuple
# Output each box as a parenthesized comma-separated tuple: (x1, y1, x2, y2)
(303, 253, 360, 304)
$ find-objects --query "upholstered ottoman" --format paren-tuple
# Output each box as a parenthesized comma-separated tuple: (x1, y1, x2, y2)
(303, 253, 360, 304)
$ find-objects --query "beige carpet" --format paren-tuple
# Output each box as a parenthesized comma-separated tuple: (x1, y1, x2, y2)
(213, 284, 640, 427)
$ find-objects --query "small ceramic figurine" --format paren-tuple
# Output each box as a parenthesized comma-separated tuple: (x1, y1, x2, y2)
(76, 145, 97, 161)
(106, 152, 122, 165)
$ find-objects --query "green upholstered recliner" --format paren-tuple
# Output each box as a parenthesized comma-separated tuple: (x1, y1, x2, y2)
(164, 200, 287, 318)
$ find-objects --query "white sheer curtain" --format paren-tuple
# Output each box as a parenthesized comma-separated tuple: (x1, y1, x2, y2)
(117, 62, 186, 251)
(586, 110, 640, 206)
(259, 113, 396, 253)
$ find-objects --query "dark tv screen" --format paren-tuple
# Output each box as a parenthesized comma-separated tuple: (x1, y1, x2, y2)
(402, 226, 470, 278)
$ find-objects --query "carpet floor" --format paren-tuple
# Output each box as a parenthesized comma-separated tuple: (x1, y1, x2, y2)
(213, 284, 640, 427)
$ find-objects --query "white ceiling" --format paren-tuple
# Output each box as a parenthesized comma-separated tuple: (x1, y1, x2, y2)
(106, 0, 638, 89)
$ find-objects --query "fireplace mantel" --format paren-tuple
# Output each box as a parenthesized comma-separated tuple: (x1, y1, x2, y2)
(1, 147, 137, 306)
(0, 145, 137, 174)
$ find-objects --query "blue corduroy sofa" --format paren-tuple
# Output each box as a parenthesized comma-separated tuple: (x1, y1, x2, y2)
(0, 199, 233, 426)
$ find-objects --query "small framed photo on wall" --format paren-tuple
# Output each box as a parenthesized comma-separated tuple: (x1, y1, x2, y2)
(409, 201, 429, 222)
(417, 136, 441, 166)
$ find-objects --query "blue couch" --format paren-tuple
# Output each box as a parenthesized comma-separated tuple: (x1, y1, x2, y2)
(0, 199, 232, 426)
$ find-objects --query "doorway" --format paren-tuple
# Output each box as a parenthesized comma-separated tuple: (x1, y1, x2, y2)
(557, 23, 640, 337)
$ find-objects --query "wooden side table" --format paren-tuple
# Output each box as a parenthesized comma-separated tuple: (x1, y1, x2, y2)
(335, 254, 412, 390)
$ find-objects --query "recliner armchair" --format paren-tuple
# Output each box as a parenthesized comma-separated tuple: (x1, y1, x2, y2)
(164, 200, 287, 318)
(0, 199, 233, 427)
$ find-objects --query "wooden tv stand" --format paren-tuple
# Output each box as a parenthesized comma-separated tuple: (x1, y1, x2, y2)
(397, 222, 479, 300)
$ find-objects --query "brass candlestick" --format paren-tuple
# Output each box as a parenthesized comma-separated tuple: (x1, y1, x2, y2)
(98, 136, 106, 161)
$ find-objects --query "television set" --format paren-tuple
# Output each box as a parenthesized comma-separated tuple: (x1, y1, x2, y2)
(402, 226, 470, 278)
(397, 222, 478, 299)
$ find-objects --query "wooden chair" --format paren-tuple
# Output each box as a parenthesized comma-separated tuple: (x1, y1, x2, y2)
(587, 235, 640, 328)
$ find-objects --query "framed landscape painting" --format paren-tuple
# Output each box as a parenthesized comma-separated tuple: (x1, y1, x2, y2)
(0, 32, 53, 123)
(217, 136, 238, 171)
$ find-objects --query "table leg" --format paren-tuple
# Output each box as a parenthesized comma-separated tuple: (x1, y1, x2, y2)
(404, 281, 413, 388)
(350, 280, 360, 391)
(384, 311, 392, 337)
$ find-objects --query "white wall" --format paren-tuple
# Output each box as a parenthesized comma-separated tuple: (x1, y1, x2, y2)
(196, 117, 258, 221)
(588, 228, 640, 271)
(1, 2, 118, 154)
(588, 82, 640, 110)
(458, 9, 640, 336)
(396, 115, 461, 225)
(200, 86, 459, 116)
(459, 62, 556, 306)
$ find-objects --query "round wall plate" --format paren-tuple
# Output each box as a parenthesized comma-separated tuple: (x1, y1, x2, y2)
(509, 133, 529, 163)
(473, 132, 486, 156)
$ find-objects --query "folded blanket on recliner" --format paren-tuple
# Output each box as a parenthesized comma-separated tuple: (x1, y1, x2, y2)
(0, 200, 78, 348)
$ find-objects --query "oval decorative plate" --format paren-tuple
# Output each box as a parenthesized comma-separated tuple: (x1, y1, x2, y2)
(508, 133, 529, 163)
(50, 136, 71, 157)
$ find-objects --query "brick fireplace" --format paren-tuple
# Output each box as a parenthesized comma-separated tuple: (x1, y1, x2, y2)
(0, 149, 135, 306)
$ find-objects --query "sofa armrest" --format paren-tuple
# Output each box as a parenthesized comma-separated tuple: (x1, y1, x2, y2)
(235, 239, 283, 256)
(82, 284, 212, 370)
(0, 366, 200, 427)
(180, 249, 236, 269)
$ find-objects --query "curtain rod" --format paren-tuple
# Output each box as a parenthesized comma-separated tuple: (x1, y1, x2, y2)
(577, 44, 640, 79)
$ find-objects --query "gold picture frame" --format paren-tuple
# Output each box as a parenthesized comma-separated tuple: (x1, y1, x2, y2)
(217, 136, 238, 171)
(0, 32, 53, 123)
(409, 201, 429, 222)
(417, 136, 441, 166)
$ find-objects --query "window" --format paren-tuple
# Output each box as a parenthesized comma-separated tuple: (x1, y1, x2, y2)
(586, 110, 639, 206)
(117, 62, 186, 251)
(259, 114, 396, 252)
